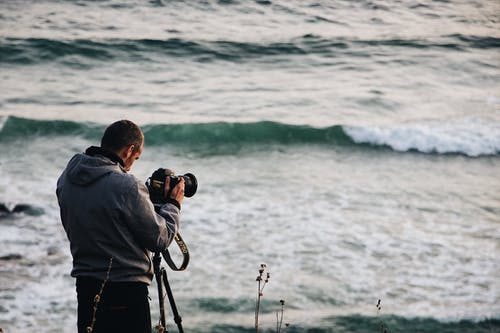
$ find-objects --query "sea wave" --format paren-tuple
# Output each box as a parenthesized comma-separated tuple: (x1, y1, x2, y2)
(167, 312, 500, 333)
(1, 34, 498, 65)
(0, 116, 498, 157)
(0, 116, 354, 146)
(322, 315, 500, 333)
(344, 118, 500, 157)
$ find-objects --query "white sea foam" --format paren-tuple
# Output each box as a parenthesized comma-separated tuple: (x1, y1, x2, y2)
(0, 115, 7, 133)
(344, 117, 500, 157)
(486, 95, 500, 105)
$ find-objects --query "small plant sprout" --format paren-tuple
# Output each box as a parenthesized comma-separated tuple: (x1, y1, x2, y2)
(255, 264, 270, 333)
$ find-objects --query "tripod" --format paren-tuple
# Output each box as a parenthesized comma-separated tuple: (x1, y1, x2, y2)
(153, 234, 190, 333)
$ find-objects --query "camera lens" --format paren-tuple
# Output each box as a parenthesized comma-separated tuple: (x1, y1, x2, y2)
(182, 173, 198, 197)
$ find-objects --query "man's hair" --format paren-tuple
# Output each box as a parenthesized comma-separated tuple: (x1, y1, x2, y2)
(101, 120, 144, 152)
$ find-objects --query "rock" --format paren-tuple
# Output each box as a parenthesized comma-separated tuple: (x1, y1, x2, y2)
(0, 254, 23, 260)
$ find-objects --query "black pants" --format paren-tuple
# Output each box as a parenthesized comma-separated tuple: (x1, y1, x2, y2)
(76, 277, 151, 333)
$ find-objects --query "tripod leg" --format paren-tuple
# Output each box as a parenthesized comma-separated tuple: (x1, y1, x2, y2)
(153, 253, 167, 332)
(162, 269, 184, 333)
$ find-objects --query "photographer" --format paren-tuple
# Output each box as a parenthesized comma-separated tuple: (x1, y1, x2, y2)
(56, 120, 184, 333)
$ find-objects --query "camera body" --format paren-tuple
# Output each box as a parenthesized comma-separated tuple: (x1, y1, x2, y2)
(146, 168, 198, 205)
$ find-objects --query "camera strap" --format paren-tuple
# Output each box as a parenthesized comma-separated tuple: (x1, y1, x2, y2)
(162, 233, 190, 271)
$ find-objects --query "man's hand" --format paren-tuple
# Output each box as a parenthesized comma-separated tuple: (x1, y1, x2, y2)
(164, 177, 185, 206)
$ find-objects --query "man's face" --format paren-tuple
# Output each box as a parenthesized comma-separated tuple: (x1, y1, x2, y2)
(123, 142, 143, 171)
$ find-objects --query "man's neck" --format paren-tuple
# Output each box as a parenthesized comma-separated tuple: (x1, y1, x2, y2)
(85, 146, 125, 168)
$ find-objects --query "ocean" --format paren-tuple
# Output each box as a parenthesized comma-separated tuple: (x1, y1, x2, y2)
(0, 0, 499, 332)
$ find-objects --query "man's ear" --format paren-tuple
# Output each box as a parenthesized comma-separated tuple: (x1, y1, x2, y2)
(126, 145, 135, 158)
(116, 144, 135, 161)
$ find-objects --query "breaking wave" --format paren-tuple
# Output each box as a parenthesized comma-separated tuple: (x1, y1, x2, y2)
(0, 116, 498, 157)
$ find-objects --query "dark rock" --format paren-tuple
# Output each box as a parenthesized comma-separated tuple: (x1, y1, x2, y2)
(0, 254, 23, 260)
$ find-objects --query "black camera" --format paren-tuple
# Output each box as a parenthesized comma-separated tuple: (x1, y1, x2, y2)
(146, 168, 198, 205)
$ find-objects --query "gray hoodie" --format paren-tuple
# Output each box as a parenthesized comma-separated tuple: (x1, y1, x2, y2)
(56, 151, 179, 284)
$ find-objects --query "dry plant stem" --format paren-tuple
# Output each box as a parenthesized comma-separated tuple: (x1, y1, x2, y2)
(255, 279, 261, 333)
(86, 257, 113, 333)
(376, 299, 388, 333)
(276, 300, 285, 333)
(254, 264, 270, 333)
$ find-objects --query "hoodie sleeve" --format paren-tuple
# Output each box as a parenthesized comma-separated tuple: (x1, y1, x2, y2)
(125, 178, 180, 252)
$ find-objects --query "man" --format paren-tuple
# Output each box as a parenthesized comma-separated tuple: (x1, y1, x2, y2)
(56, 120, 184, 333)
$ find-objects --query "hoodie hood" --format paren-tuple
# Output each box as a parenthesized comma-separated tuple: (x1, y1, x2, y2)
(65, 152, 124, 186)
